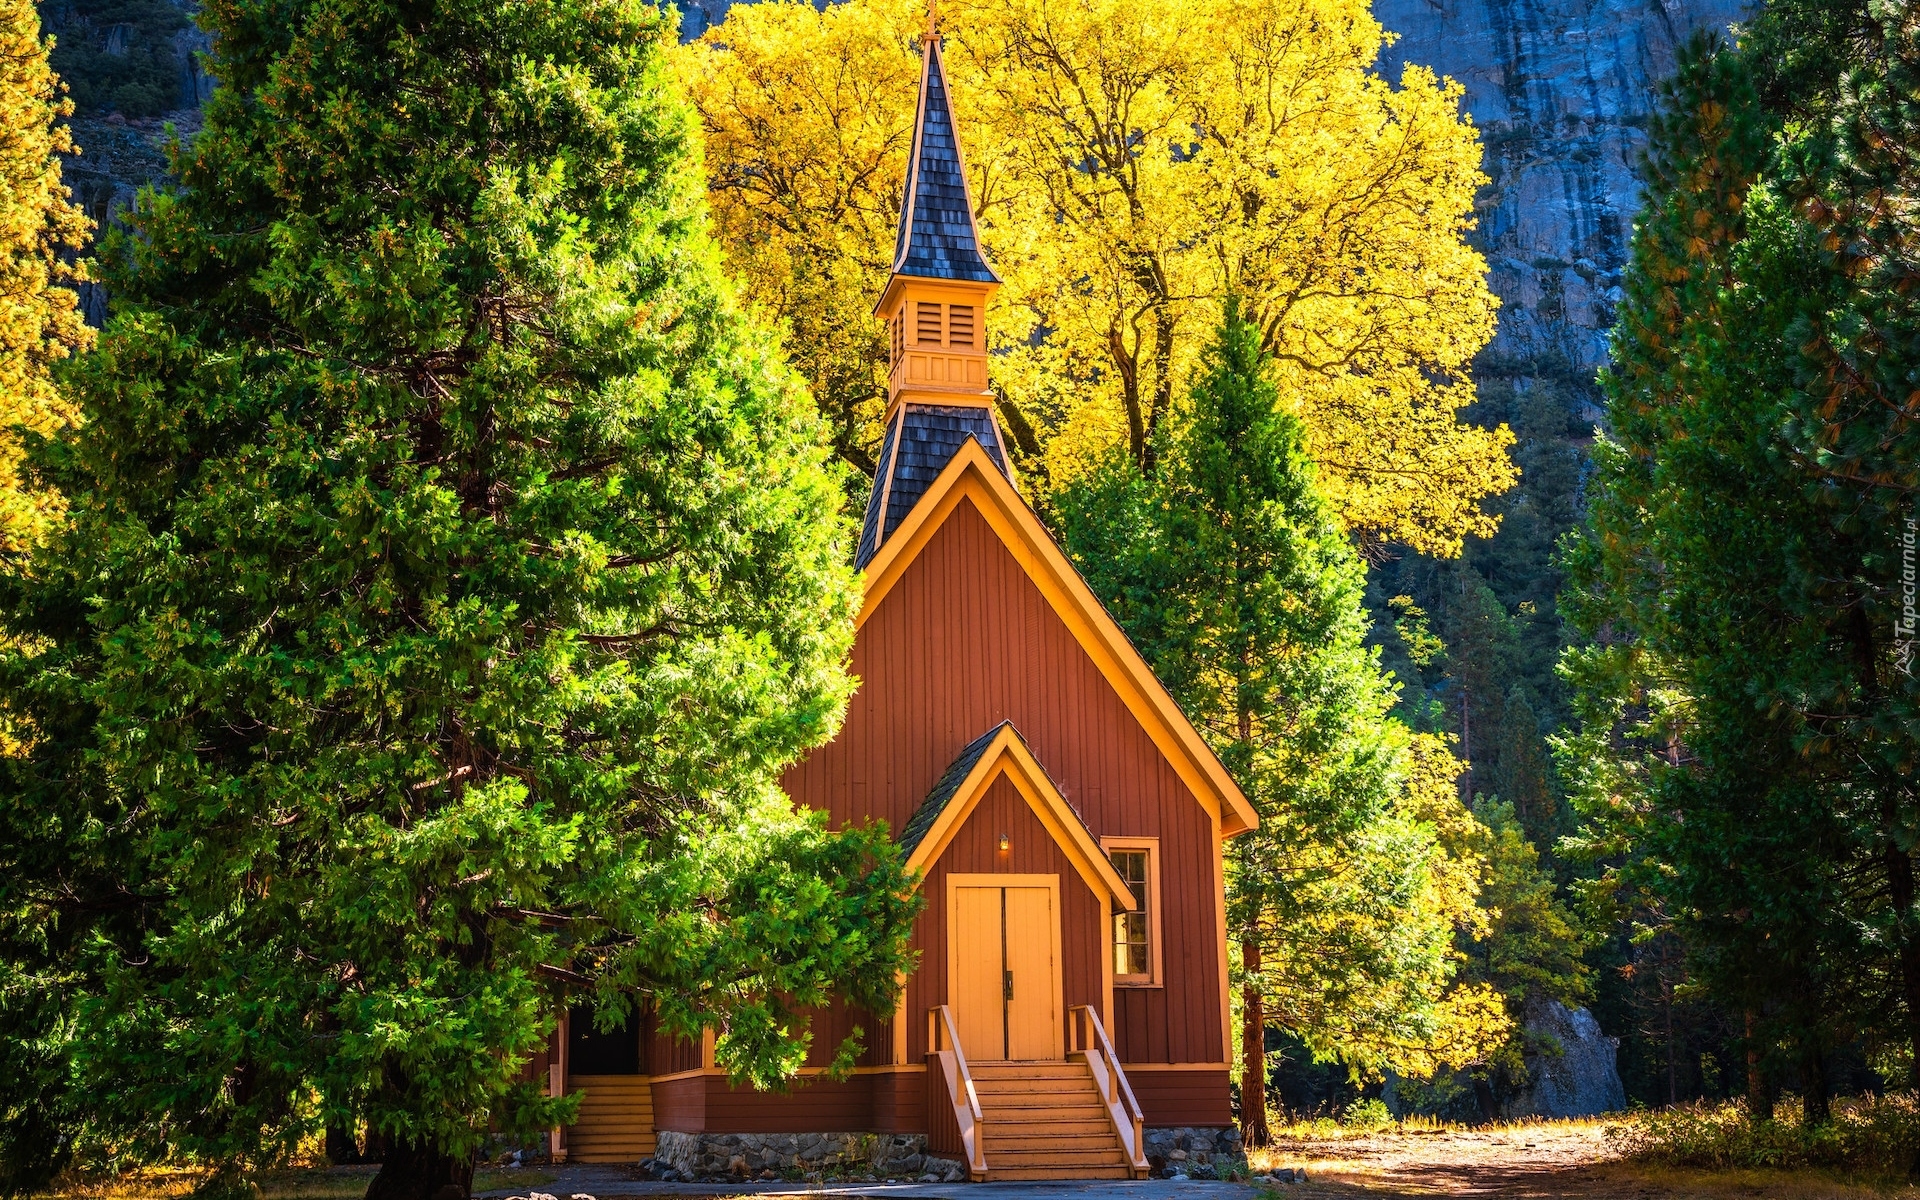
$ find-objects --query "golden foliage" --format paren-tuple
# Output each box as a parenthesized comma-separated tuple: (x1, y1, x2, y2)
(678, 0, 1515, 556)
(1253, 731, 1512, 1080)
(672, 0, 923, 476)
(0, 0, 90, 554)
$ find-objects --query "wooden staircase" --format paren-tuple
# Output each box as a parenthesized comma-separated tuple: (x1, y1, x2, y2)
(563, 1075, 656, 1163)
(970, 1060, 1131, 1180)
(926, 1003, 1150, 1181)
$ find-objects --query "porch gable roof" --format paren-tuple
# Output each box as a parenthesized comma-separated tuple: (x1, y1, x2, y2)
(900, 721, 1138, 912)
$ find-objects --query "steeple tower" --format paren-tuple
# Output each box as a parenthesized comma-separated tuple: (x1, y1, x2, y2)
(857, 22, 1014, 569)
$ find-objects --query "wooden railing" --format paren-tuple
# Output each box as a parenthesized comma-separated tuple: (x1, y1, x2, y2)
(926, 1005, 988, 1179)
(1068, 1005, 1149, 1177)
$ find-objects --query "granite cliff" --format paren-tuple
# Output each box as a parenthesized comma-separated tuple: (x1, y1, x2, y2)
(1375, 0, 1749, 404)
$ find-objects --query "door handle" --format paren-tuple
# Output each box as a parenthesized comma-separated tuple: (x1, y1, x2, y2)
(1004, 970, 1014, 1001)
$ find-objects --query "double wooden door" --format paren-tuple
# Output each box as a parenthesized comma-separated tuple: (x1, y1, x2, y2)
(950, 877, 1061, 1061)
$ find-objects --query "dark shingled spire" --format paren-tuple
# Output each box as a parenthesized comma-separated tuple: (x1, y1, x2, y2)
(893, 37, 998, 284)
(855, 406, 1010, 569)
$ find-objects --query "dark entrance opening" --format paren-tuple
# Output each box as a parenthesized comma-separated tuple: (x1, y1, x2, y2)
(567, 1004, 641, 1075)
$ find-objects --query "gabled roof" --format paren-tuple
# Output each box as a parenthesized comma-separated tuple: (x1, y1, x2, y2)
(860, 438, 1260, 840)
(900, 721, 1138, 911)
(891, 35, 998, 284)
(856, 406, 1011, 569)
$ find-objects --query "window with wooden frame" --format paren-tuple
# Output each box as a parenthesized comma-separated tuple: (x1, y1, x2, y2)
(891, 312, 904, 365)
(1103, 838, 1161, 986)
(916, 300, 944, 345)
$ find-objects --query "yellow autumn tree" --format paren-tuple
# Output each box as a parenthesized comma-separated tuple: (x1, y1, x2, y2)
(680, 0, 1514, 556)
(675, 0, 923, 477)
(0, 0, 90, 555)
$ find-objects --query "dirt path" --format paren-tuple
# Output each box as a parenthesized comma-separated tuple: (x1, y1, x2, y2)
(1257, 1123, 1914, 1199)
(1261, 1122, 1615, 1196)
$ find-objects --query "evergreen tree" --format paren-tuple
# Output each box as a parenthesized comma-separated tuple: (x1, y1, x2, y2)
(1490, 687, 1555, 846)
(1767, 2, 1920, 1080)
(0, 0, 89, 556)
(0, 0, 917, 1193)
(1557, 29, 1896, 1119)
(1060, 302, 1502, 1144)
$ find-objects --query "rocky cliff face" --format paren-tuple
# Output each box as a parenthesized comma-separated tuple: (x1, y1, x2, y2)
(1373, 0, 1749, 402)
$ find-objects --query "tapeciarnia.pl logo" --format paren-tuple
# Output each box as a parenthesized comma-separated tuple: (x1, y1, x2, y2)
(1900, 511, 1917, 677)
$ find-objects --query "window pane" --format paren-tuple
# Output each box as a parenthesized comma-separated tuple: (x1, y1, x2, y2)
(1110, 849, 1152, 977)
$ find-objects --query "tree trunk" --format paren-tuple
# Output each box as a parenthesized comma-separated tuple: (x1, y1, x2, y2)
(1665, 984, 1677, 1106)
(1744, 1011, 1773, 1122)
(1472, 1076, 1498, 1124)
(1800, 1045, 1829, 1127)
(1240, 940, 1270, 1148)
(364, 1138, 473, 1200)
(326, 1125, 364, 1166)
(1143, 304, 1175, 475)
(1886, 812, 1920, 1080)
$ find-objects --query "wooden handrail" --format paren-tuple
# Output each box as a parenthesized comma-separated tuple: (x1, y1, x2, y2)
(1069, 1005, 1149, 1177)
(927, 1005, 987, 1178)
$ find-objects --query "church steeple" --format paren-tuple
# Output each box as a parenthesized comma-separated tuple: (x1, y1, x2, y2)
(857, 24, 1014, 570)
(874, 27, 999, 419)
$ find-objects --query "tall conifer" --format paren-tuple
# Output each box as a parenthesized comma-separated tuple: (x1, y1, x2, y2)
(0, 0, 916, 1192)
(1558, 32, 1887, 1116)
(1061, 302, 1500, 1142)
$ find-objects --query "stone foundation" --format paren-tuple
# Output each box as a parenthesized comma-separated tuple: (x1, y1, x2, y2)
(647, 1131, 963, 1182)
(1144, 1126, 1245, 1179)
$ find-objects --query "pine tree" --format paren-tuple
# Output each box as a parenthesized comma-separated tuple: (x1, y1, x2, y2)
(1557, 30, 1887, 1117)
(1060, 301, 1502, 1144)
(0, 0, 917, 1193)
(1767, 3, 1920, 1079)
(1491, 687, 1555, 846)
(0, 0, 89, 555)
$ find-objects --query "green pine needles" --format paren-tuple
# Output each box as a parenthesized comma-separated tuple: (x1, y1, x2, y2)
(1559, 10, 1920, 1117)
(0, 0, 917, 1192)
(1058, 302, 1504, 1142)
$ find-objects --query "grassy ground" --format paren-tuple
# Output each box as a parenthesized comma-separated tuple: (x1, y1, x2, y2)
(1249, 1117, 1920, 1198)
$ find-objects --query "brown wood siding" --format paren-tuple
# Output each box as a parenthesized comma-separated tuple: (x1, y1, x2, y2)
(797, 1004, 893, 1070)
(913, 774, 1101, 1060)
(651, 1074, 706, 1133)
(871, 1068, 928, 1134)
(650, 1027, 703, 1076)
(1129, 1068, 1234, 1128)
(700, 1074, 874, 1132)
(782, 497, 1224, 1066)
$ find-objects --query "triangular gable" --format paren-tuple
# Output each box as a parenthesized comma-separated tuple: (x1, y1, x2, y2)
(901, 721, 1138, 910)
(860, 438, 1260, 839)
